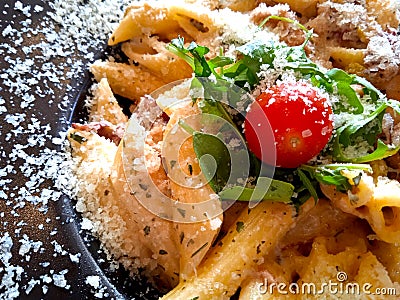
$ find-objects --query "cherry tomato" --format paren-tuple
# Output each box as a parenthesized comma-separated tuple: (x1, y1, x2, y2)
(244, 81, 333, 168)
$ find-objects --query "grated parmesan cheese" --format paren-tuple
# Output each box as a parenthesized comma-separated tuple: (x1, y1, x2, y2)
(0, 0, 131, 298)
(2, 0, 400, 298)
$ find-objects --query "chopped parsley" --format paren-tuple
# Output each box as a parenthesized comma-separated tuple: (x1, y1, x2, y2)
(143, 226, 151, 236)
(69, 132, 87, 144)
(236, 221, 244, 233)
(177, 208, 186, 218)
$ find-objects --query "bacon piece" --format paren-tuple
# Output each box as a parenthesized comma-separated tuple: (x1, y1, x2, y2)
(72, 121, 125, 145)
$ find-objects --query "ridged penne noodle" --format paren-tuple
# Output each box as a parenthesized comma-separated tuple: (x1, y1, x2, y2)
(161, 202, 296, 299)
(328, 47, 365, 74)
(67, 127, 180, 288)
(90, 60, 166, 101)
(162, 100, 223, 280)
(321, 173, 400, 244)
(168, 4, 220, 44)
(110, 144, 181, 287)
(108, 3, 181, 45)
(121, 38, 193, 83)
(89, 78, 128, 124)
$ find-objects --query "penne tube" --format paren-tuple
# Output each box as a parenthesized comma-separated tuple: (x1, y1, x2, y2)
(161, 202, 296, 299)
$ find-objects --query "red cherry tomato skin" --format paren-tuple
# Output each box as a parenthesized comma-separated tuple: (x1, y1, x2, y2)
(244, 82, 333, 168)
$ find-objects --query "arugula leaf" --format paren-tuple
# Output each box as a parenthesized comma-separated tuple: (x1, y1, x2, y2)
(192, 131, 231, 193)
(209, 56, 235, 68)
(218, 177, 294, 203)
(326, 69, 363, 114)
(187, 122, 292, 202)
(187, 42, 212, 77)
(222, 40, 277, 88)
(334, 138, 400, 163)
(167, 37, 233, 78)
(166, 37, 195, 69)
(298, 164, 372, 196)
(192, 78, 237, 126)
(337, 103, 385, 147)
(208, 56, 235, 77)
(293, 185, 313, 210)
(353, 75, 383, 102)
(192, 77, 253, 125)
(333, 102, 400, 162)
(227, 42, 370, 115)
(297, 168, 319, 202)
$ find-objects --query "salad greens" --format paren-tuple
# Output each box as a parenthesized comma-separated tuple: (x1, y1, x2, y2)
(166, 16, 400, 206)
(167, 37, 234, 79)
(192, 131, 231, 193)
(297, 164, 373, 203)
(69, 132, 87, 144)
(219, 177, 294, 203)
(333, 102, 400, 163)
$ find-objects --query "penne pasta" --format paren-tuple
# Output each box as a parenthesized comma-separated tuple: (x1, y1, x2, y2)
(89, 78, 128, 124)
(90, 60, 166, 101)
(321, 173, 400, 244)
(161, 202, 296, 299)
(68, 0, 400, 298)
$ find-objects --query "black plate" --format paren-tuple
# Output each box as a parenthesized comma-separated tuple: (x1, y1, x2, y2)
(0, 1, 159, 299)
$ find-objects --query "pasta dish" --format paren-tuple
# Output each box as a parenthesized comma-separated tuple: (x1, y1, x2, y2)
(67, 0, 400, 298)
